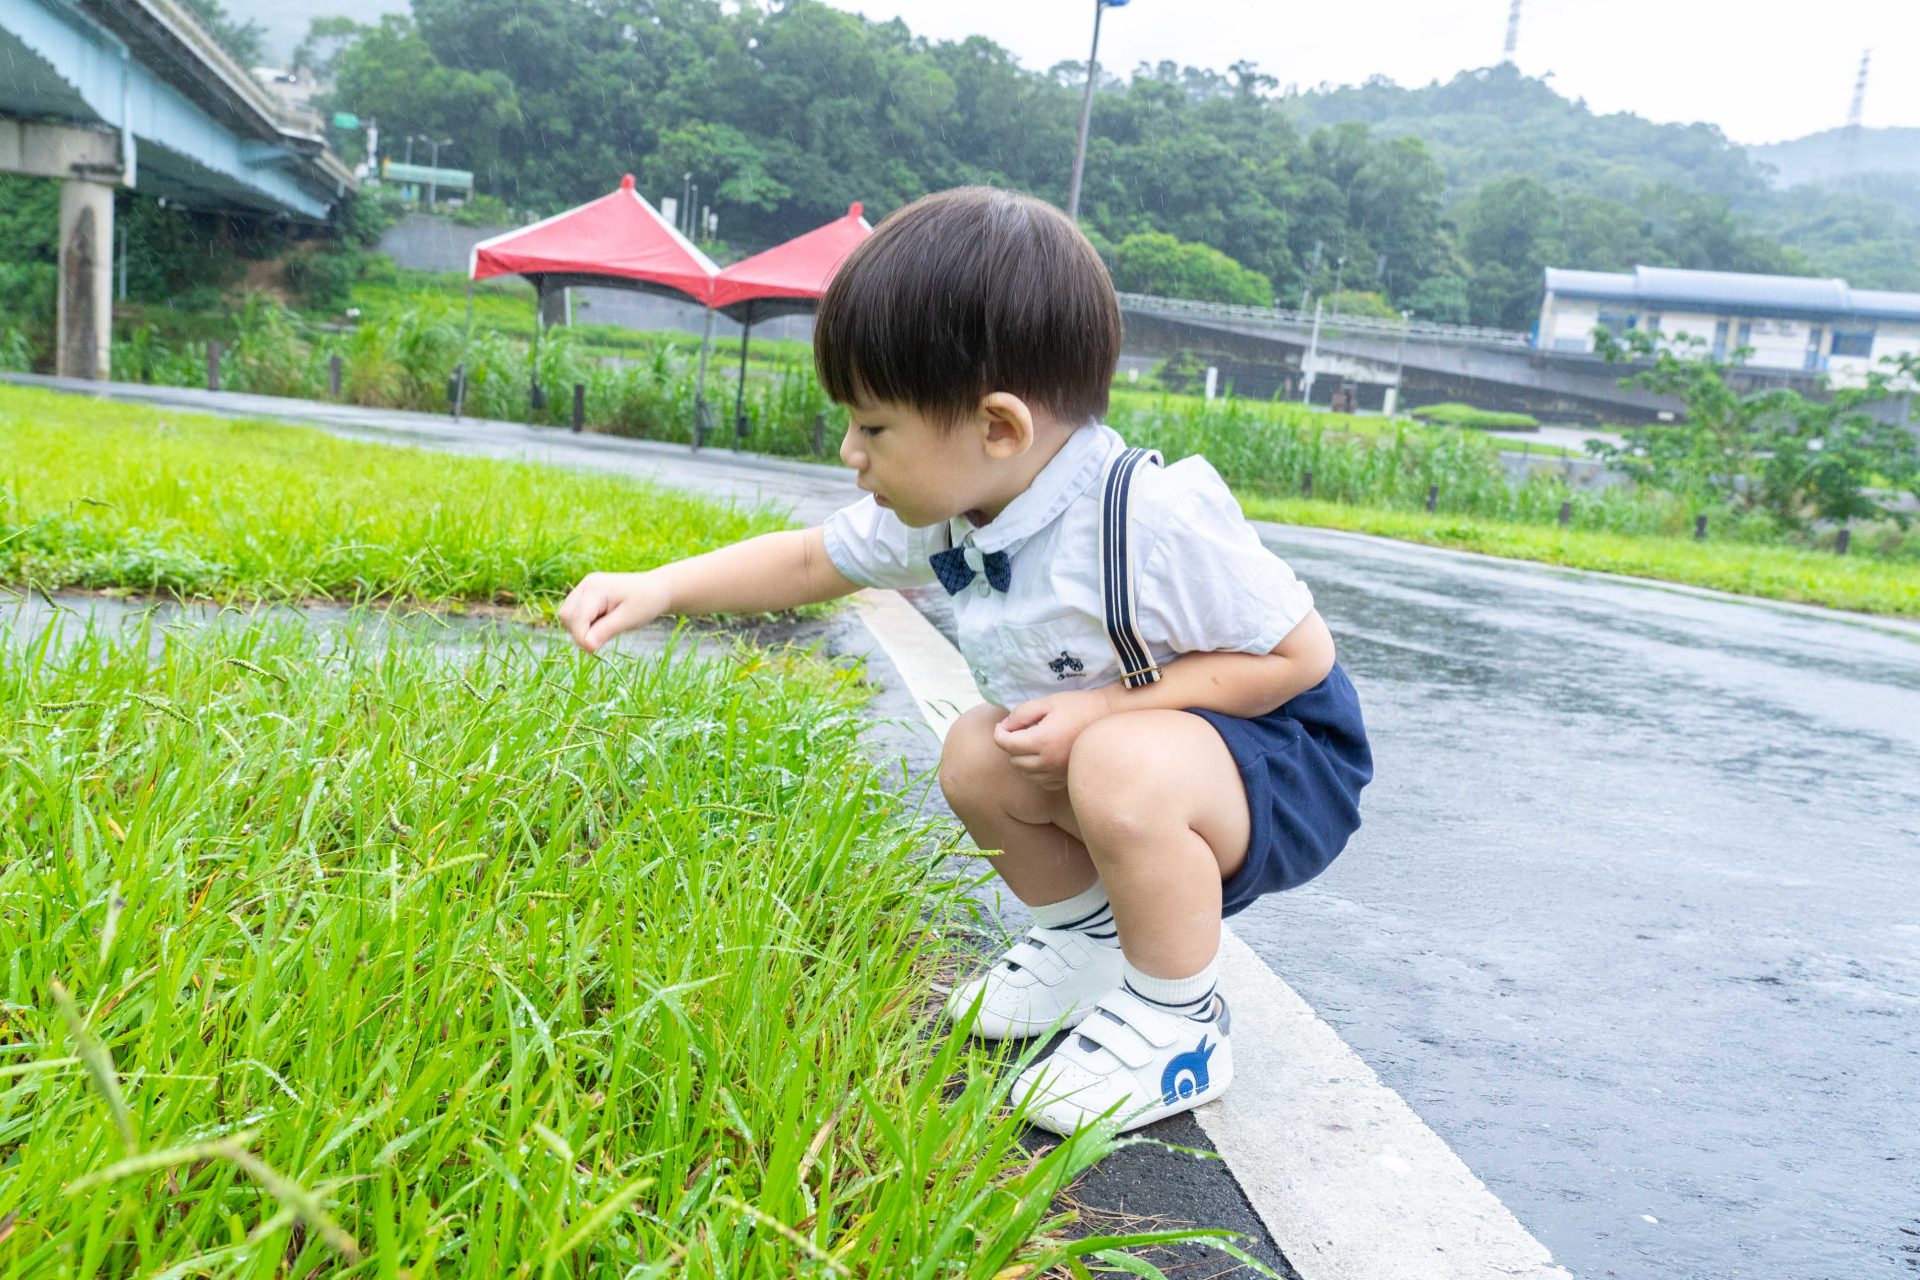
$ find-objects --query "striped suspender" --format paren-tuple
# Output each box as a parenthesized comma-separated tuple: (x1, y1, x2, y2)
(1100, 447, 1164, 689)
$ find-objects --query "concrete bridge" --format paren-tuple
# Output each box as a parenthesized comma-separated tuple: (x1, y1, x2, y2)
(1, 0, 355, 377)
(1116, 294, 1832, 425)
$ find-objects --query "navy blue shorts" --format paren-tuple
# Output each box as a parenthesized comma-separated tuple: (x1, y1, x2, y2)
(1187, 661, 1372, 917)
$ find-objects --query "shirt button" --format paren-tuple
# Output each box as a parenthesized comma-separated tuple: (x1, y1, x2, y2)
(973, 578, 991, 598)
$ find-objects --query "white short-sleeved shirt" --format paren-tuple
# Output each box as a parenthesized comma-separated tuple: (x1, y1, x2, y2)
(822, 422, 1315, 709)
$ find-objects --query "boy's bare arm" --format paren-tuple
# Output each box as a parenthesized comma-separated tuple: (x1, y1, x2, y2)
(558, 527, 859, 652)
(992, 609, 1338, 785)
(1105, 608, 1337, 720)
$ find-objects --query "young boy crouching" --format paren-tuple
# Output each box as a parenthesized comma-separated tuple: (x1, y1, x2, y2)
(558, 186, 1373, 1134)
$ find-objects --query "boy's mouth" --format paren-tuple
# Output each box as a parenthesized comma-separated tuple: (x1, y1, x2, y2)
(872, 493, 891, 509)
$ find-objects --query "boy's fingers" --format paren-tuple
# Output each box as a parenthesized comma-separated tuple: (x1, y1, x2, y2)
(997, 701, 1050, 733)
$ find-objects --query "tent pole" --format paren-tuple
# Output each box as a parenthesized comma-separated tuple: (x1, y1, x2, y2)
(693, 305, 717, 450)
(733, 306, 753, 448)
(455, 278, 474, 419)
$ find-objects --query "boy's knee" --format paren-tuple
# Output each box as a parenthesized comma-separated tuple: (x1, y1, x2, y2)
(938, 704, 1009, 811)
(1066, 713, 1165, 835)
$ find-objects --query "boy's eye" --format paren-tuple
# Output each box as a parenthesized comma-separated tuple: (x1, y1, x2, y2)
(859, 425, 883, 437)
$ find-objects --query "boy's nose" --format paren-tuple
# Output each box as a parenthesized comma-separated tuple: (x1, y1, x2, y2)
(838, 422, 864, 470)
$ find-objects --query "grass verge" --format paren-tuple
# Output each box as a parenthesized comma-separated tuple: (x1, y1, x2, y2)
(0, 621, 1263, 1276)
(1244, 495, 1920, 619)
(0, 386, 789, 609)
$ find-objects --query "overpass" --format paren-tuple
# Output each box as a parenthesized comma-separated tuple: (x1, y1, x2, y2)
(1, 0, 356, 377)
(1117, 294, 1831, 424)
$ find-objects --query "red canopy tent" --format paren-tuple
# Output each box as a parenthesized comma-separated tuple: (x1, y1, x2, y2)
(469, 173, 719, 302)
(464, 183, 872, 446)
(708, 202, 871, 438)
(466, 174, 723, 424)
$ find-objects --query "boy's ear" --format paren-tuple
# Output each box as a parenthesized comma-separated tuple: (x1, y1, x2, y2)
(977, 392, 1036, 460)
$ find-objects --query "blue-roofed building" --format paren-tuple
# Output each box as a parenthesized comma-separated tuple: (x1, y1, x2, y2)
(1536, 266, 1920, 389)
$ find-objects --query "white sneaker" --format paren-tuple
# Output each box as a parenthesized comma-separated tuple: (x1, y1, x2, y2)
(944, 926, 1125, 1042)
(1011, 987, 1233, 1135)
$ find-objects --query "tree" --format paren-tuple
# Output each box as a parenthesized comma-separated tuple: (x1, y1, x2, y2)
(1102, 232, 1272, 306)
(178, 0, 264, 68)
(1589, 328, 1920, 529)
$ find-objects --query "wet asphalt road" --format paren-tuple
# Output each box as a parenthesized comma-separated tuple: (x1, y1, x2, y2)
(1234, 528, 1920, 1280)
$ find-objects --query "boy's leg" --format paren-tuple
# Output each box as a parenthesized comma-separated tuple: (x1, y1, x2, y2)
(1013, 708, 1252, 1135)
(938, 703, 1099, 907)
(1063, 709, 1250, 979)
(938, 704, 1124, 1041)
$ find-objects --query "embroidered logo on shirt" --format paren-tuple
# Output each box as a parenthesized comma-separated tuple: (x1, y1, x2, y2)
(1048, 651, 1085, 680)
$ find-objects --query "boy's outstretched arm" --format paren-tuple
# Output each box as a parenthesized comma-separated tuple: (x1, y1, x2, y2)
(558, 527, 858, 653)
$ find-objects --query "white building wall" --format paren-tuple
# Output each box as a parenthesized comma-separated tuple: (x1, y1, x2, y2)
(1544, 297, 1600, 351)
(1736, 317, 1812, 371)
(1653, 311, 1720, 347)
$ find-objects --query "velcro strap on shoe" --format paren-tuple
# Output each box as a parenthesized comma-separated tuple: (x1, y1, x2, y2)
(1072, 1008, 1156, 1069)
(1029, 927, 1096, 968)
(1002, 940, 1064, 985)
(1094, 989, 1184, 1049)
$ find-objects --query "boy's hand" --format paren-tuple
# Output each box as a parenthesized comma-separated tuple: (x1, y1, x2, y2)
(557, 571, 671, 653)
(992, 686, 1121, 791)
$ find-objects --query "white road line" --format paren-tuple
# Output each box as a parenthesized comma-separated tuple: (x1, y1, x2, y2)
(853, 587, 1571, 1280)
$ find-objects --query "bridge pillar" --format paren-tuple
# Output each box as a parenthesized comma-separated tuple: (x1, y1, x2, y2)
(57, 177, 114, 380)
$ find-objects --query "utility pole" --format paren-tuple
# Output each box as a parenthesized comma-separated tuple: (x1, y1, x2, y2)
(681, 172, 692, 236)
(1503, 0, 1522, 64)
(1389, 308, 1411, 417)
(1067, 0, 1131, 222)
(1301, 298, 1324, 405)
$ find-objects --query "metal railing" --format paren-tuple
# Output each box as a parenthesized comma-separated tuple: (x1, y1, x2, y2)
(1117, 292, 1533, 350)
(111, 0, 335, 148)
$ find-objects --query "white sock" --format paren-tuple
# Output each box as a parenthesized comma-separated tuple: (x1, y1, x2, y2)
(1027, 880, 1120, 949)
(1122, 954, 1220, 1021)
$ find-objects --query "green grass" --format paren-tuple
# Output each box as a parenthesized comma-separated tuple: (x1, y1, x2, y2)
(1243, 495, 1920, 618)
(0, 386, 791, 608)
(0, 621, 1257, 1276)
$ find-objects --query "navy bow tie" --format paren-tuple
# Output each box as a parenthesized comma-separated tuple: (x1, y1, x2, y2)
(930, 544, 1011, 595)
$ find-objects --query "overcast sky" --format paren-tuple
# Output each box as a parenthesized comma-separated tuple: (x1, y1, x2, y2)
(818, 0, 1917, 145)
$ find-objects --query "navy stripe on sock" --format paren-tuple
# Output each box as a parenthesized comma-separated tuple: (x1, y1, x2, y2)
(1123, 980, 1217, 1012)
(1053, 902, 1113, 932)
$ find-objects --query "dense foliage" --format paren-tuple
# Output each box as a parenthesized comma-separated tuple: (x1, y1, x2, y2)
(304, 3, 1919, 331)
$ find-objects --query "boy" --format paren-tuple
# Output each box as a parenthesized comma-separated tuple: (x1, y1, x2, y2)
(558, 187, 1372, 1135)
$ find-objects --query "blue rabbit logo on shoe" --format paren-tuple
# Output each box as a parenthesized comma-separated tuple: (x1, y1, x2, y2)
(1159, 1035, 1217, 1104)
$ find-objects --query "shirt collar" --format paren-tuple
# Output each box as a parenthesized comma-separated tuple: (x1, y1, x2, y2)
(950, 421, 1120, 556)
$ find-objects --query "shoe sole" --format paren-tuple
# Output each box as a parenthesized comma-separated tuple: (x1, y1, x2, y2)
(1022, 1057, 1236, 1135)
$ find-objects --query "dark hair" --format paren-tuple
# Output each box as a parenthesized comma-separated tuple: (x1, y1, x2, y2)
(814, 187, 1123, 430)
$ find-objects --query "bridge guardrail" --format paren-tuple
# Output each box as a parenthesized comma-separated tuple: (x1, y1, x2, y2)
(1117, 292, 1534, 351)
(121, 0, 334, 148)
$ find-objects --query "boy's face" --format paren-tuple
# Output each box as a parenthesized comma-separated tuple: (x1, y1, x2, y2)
(838, 396, 1037, 528)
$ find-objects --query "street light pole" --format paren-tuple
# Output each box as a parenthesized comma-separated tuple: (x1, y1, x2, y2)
(1067, 0, 1129, 222)
(426, 137, 450, 204)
